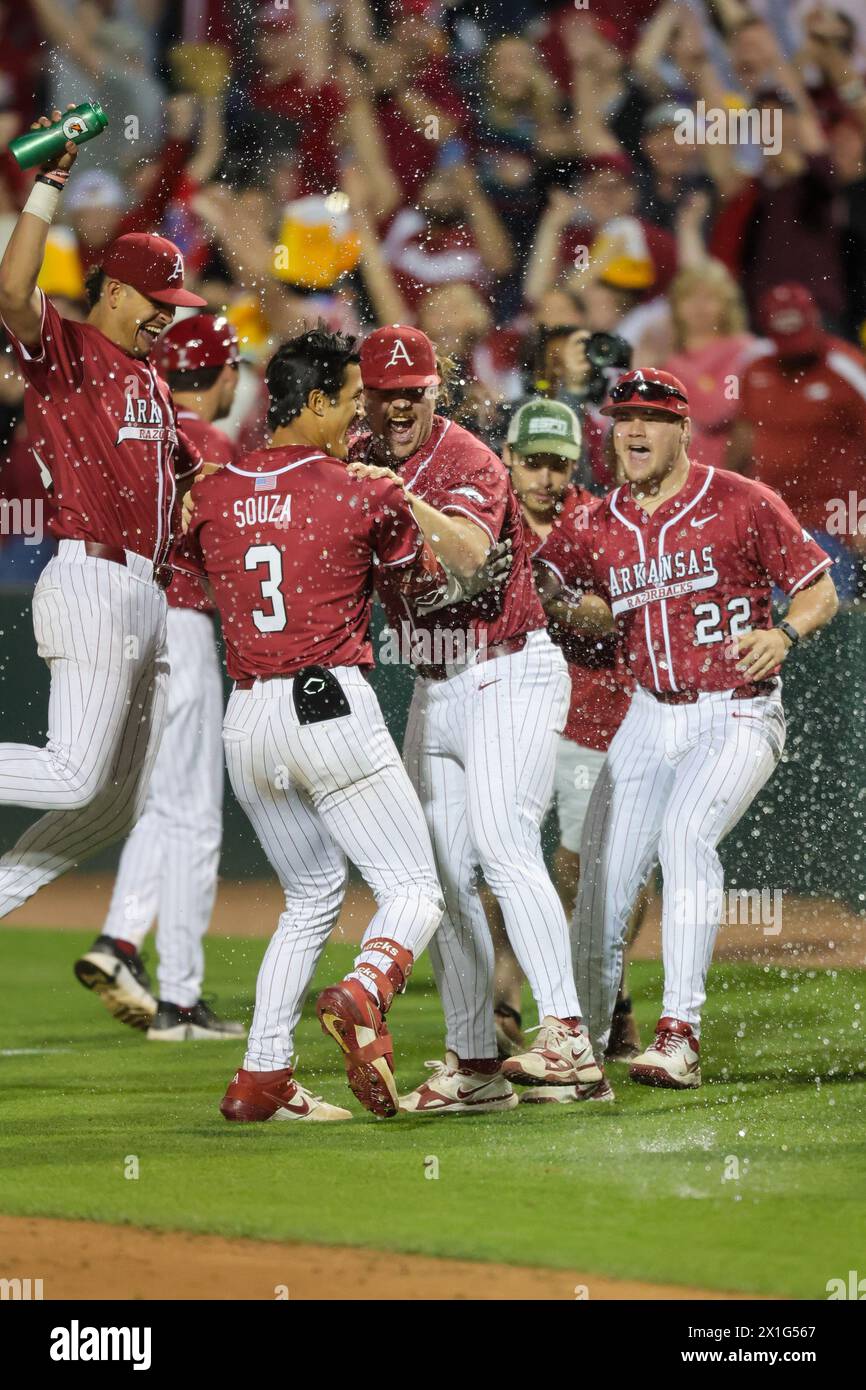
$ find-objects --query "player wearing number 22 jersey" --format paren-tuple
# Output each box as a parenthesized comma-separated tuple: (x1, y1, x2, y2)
(181, 327, 446, 1124)
(536, 367, 837, 1090)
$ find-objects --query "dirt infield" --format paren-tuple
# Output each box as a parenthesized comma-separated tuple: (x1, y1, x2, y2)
(0, 1214, 769, 1301)
(8, 873, 864, 970)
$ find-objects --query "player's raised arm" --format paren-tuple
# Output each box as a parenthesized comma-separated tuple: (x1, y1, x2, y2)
(0, 110, 78, 348)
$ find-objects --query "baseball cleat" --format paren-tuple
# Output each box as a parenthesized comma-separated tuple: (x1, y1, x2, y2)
(147, 998, 246, 1041)
(501, 1016, 603, 1087)
(316, 978, 398, 1118)
(519, 1074, 616, 1104)
(494, 1003, 525, 1059)
(398, 1051, 518, 1114)
(220, 1067, 351, 1122)
(73, 935, 156, 1031)
(628, 1017, 701, 1089)
(605, 995, 641, 1062)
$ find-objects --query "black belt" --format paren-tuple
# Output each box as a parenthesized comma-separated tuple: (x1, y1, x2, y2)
(83, 541, 172, 590)
(415, 634, 528, 682)
(647, 680, 777, 705)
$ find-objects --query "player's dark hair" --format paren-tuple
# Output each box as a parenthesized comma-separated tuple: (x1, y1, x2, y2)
(265, 325, 360, 431)
(166, 366, 225, 393)
(84, 266, 105, 308)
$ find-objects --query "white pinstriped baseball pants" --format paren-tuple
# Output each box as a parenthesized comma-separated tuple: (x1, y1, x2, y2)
(574, 684, 786, 1051)
(221, 667, 444, 1070)
(0, 541, 169, 917)
(101, 607, 224, 1007)
(403, 628, 580, 1059)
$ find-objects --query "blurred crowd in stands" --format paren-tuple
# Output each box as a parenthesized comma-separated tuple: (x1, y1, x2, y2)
(2, 0, 866, 597)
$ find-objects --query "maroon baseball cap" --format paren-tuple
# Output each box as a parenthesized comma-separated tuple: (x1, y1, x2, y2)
(759, 283, 824, 358)
(360, 325, 440, 390)
(100, 233, 208, 308)
(154, 314, 240, 374)
(600, 367, 690, 419)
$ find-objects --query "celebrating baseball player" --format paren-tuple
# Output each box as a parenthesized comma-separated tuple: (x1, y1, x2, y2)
(350, 327, 603, 1115)
(179, 326, 447, 1123)
(0, 114, 206, 1016)
(535, 367, 839, 1088)
(74, 314, 245, 1042)
(490, 398, 638, 1098)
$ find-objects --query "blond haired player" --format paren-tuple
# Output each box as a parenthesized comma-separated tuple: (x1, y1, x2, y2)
(536, 369, 838, 1087)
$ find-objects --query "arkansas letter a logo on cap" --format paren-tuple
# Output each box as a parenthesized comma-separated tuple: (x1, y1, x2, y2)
(386, 338, 414, 369)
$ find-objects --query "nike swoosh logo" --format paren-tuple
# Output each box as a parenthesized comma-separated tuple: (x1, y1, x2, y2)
(478, 680, 500, 691)
(456, 1086, 489, 1100)
(690, 514, 718, 528)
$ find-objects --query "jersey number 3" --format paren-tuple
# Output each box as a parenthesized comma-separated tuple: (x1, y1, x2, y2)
(694, 597, 752, 646)
(245, 544, 288, 633)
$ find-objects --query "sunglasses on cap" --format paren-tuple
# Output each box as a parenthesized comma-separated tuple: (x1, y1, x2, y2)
(609, 379, 687, 405)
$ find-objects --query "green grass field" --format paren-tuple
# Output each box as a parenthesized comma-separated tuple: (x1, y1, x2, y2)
(1, 926, 864, 1298)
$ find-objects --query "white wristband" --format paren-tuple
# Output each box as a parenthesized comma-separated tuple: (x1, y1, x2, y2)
(23, 181, 62, 225)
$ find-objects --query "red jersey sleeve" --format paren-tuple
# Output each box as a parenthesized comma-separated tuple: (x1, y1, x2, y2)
(534, 518, 596, 593)
(372, 480, 425, 569)
(749, 486, 833, 595)
(434, 451, 508, 544)
(175, 426, 203, 481)
(3, 289, 82, 392)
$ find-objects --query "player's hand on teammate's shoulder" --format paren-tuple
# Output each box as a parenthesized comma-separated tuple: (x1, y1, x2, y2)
(347, 460, 405, 489)
(732, 627, 792, 681)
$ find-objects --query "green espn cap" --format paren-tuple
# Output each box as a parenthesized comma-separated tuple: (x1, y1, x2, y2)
(506, 397, 582, 460)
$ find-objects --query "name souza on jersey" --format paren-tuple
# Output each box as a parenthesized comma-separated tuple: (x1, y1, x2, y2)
(234, 493, 292, 530)
(610, 545, 718, 615)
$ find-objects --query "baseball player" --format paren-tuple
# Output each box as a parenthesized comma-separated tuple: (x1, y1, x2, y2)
(491, 398, 638, 1098)
(0, 116, 205, 1017)
(535, 368, 839, 1087)
(350, 326, 603, 1115)
(74, 315, 245, 1041)
(179, 327, 447, 1122)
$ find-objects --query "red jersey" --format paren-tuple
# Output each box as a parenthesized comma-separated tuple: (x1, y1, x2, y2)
(353, 416, 545, 649)
(522, 487, 633, 752)
(536, 464, 832, 695)
(167, 410, 238, 614)
(3, 291, 201, 566)
(739, 340, 866, 534)
(180, 445, 431, 681)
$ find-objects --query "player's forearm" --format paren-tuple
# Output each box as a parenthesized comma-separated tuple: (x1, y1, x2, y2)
(405, 496, 490, 582)
(784, 573, 839, 638)
(547, 594, 614, 636)
(0, 213, 49, 342)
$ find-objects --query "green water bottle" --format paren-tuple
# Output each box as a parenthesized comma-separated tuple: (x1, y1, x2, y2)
(8, 101, 109, 170)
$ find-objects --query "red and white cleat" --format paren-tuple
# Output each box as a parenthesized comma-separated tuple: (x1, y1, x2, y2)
(519, 1074, 616, 1104)
(501, 1016, 603, 1087)
(398, 1051, 518, 1115)
(628, 1017, 702, 1089)
(316, 978, 399, 1118)
(219, 1067, 351, 1123)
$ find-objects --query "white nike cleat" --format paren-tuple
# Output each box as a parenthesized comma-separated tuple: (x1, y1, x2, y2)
(501, 1017, 603, 1087)
(519, 1075, 615, 1104)
(398, 1051, 518, 1115)
(628, 1017, 702, 1089)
